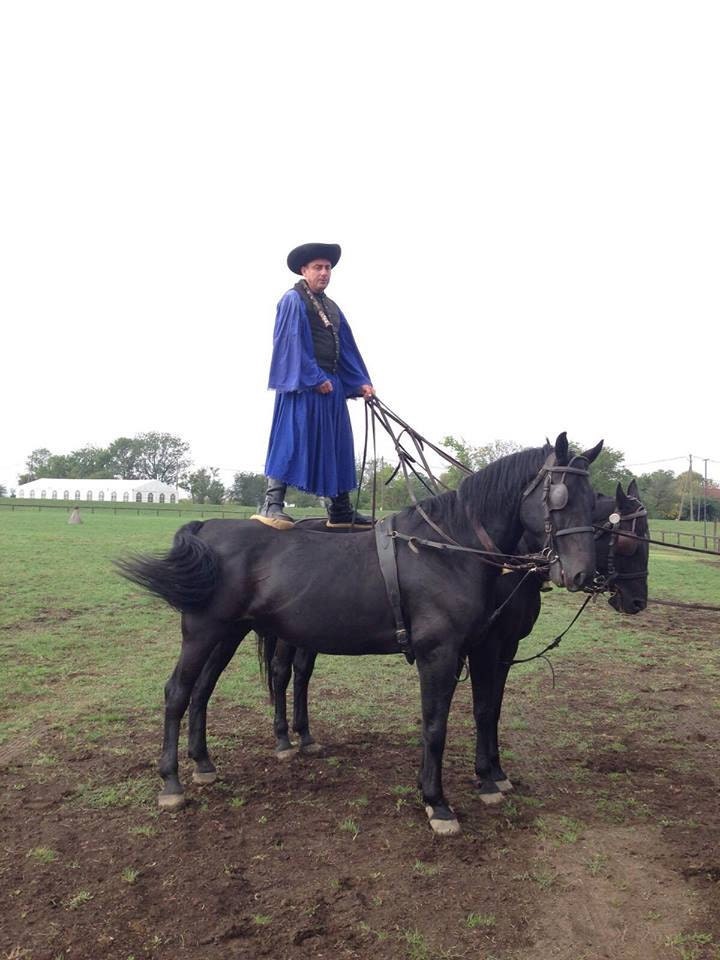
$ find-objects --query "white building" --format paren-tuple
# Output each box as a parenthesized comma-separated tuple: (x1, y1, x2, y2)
(16, 478, 186, 504)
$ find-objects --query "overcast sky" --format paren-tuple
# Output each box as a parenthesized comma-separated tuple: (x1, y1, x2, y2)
(1, 1, 718, 492)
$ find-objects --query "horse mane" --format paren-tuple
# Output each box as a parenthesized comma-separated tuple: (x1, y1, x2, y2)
(395, 443, 553, 536)
(457, 443, 553, 529)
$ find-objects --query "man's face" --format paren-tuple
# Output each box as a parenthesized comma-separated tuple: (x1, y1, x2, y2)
(301, 259, 332, 294)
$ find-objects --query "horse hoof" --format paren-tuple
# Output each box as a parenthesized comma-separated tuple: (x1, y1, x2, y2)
(478, 790, 505, 806)
(425, 805, 461, 836)
(275, 747, 299, 762)
(158, 791, 186, 811)
(300, 742, 323, 756)
(495, 778, 514, 793)
(192, 770, 218, 785)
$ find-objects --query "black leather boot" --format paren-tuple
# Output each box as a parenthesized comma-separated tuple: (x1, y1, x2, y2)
(252, 479, 295, 529)
(326, 492, 374, 528)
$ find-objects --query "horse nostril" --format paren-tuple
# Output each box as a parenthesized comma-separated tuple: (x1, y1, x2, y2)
(572, 570, 587, 590)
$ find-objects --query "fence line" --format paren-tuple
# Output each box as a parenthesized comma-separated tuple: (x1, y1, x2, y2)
(652, 529, 720, 553)
(3, 502, 720, 551)
(0, 502, 254, 519)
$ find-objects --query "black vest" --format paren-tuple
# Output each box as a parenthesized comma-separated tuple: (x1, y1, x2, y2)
(294, 282, 340, 374)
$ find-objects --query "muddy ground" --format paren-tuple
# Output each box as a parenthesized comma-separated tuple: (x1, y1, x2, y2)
(1, 604, 719, 960)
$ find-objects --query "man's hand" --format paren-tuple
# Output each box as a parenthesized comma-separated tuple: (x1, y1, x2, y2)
(316, 380, 333, 394)
(360, 384, 375, 399)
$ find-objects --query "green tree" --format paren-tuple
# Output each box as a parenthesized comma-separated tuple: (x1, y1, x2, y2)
(19, 432, 193, 484)
(106, 437, 141, 479)
(356, 457, 440, 511)
(133, 432, 191, 483)
(43, 454, 74, 477)
(18, 447, 51, 484)
(183, 467, 225, 504)
(576, 443, 634, 496)
(0, 484, 7, 497)
(68, 445, 115, 479)
(439, 437, 523, 489)
(286, 487, 325, 508)
(636, 469, 679, 519)
(229, 472, 267, 507)
(673, 469, 712, 521)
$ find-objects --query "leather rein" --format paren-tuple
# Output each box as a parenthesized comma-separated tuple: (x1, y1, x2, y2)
(364, 396, 592, 573)
(363, 399, 596, 663)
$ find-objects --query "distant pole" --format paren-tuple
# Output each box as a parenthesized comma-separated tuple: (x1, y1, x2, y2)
(677, 459, 686, 521)
(688, 454, 694, 522)
(703, 458, 708, 537)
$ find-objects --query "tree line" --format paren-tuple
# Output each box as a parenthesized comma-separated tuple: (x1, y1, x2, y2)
(6, 433, 719, 518)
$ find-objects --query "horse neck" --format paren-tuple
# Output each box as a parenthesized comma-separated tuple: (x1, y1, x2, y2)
(459, 448, 548, 552)
(393, 446, 551, 551)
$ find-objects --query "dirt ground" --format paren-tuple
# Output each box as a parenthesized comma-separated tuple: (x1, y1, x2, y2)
(1, 605, 719, 960)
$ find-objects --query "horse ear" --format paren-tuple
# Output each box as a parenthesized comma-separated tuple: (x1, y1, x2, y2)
(616, 482, 629, 507)
(553, 432, 569, 463)
(581, 439, 604, 464)
(628, 478, 639, 499)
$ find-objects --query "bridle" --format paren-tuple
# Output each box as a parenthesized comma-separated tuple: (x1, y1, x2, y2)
(521, 455, 595, 559)
(594, 497, 649, 585)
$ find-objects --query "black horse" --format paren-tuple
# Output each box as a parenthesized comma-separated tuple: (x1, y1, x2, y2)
(468, 479, 649, 803)
(246, 481, 648, 781)
(118, 433, 602, 834)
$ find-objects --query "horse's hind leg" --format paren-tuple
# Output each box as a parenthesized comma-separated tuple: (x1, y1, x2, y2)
(159, 617, 248, 810)
(187, 634, 244, 784)
(292, 648, 321, 755)
(271, 641, 297, 759)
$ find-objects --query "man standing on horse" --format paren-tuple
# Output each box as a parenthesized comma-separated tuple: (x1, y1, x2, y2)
(256, 242, 375, 529)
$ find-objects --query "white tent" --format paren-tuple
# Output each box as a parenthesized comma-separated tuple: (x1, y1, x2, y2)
(16, 478, 187, 504)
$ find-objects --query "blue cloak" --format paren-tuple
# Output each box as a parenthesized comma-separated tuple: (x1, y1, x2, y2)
(264, 289, 372, 498)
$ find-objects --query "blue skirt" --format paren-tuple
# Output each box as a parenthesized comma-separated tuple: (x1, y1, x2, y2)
(264, 373, 358, 498)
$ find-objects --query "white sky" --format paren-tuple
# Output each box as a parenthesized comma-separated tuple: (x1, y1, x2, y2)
(1, 1, 718, 492)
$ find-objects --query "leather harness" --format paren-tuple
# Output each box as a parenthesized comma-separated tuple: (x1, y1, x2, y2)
(373, 455, 593, 665)
(374, 516, 414, 664)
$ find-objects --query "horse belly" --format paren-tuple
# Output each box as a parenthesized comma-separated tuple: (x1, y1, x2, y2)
(267, 601, 398, 655)
(214, 530, 400, 655)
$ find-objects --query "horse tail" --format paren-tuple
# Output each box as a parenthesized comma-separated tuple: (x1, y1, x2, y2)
(256, 632, 278, 704)
(115, 520, 220, 613)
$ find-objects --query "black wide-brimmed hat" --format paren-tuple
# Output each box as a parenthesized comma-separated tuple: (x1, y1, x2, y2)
(287, 242, 341, 274)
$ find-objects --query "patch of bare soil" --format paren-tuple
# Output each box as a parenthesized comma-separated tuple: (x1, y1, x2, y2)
(1, 604, 718, 960)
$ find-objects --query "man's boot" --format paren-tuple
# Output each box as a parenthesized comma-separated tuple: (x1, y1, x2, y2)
(252, 479, 295, 530)
(326, 491, 374, 528)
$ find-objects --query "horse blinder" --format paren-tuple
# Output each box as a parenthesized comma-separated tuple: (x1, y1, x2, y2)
(547, 481, 569, 511)
(613, 531, 639, 557)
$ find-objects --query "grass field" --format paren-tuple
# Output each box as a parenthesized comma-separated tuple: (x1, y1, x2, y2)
(1, 507, 717, 745)
(1, 508, 719, 960)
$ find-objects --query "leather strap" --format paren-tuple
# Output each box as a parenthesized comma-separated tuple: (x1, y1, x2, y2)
(374, 517, 414, 664)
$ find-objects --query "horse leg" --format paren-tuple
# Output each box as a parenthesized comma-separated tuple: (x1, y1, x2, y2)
(488, 650, 518, 792)
(292, 647, 322, 755)
(416, 652, 461, 836)
(272, 641, 297, 760)
(158, 617, 247, 810)
(468, 640, 506, 805)
(485, 578, 539, 793)
(187, 635, 243, 784)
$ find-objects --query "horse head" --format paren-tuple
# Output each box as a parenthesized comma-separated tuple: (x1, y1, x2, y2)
(520, 433, 604, 592)
(595, 479, 649, 614)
